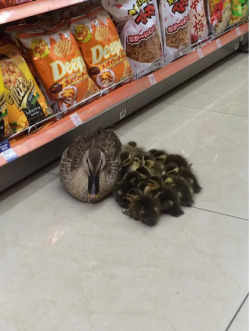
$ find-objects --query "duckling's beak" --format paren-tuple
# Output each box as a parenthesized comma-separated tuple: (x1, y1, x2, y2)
(88, 174, 99, 200)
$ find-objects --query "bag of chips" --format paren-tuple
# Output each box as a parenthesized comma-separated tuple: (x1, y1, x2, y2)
(0, 67, 12, 139)
(230, 0, 248, 23)
(102, 0, 163, 76)
(20, 24, 99, 113)
(0, 43, 51, 133)
(159, 0, 191, 61)
(5, 24, 45, 50)
(207, 0, 232, 35)
(70, 7, 133, 89)
(0, 0, 32, 8)
(190, 0, 209, 43)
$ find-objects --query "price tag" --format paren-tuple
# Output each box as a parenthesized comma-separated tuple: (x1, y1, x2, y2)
(120, 108, 127, 120)
(0, 139, 18, 162)
(216, 39, 222, 48)
(197, 48, 204, 58)
(236, 27, 241, 36)
(235, 42, 240, 50)
(148, 73, 156, 85)
(70, 113, 83, 127)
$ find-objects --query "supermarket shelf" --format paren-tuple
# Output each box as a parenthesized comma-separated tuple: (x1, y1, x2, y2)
(0, 23, 248, 192)
(0, 0, 88, 24)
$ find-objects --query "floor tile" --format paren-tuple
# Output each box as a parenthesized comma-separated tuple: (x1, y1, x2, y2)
(0, 173, 248, 331)
(157, 52, 249, 116)
(228, 296, 249, 331)
(116, 102, 249, 219)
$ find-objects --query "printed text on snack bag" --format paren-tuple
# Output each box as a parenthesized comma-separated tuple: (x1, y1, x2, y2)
(91, 40, 123, 65)
(7, 78, 34, 109)
(50, 56, 84, 82)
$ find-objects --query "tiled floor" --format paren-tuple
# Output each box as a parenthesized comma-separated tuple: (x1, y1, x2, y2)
(0, 51, 248, 331)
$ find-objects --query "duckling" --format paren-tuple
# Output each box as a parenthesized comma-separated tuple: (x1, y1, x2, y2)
(60, 127, 122, 202)
(145, 176, 184, 217)
(162, 174, 194, 207)
(144, 154, 164, 176)
(129, 151, 145, 171)
(123, 141, 145, 158)
(153, 150, 168, 163)
(165, 162, 184, 175)
(179, 168, 202, 193)
(136, 165, 151, 181)
(124, 188, 160, 226)
(164, 163, 202, 193)
(165, 154, 191, 169)
(123, 171, 142, 186)
(113, 179, 132, 209)
(118, 151, 133, 177)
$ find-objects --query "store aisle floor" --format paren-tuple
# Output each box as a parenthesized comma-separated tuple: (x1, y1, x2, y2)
(0, 52, 248, 331)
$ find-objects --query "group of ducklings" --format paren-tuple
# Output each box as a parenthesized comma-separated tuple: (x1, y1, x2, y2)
(113, 142, 202, 226)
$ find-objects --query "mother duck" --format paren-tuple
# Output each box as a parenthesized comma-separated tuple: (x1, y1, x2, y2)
(60, 127, 122, 202)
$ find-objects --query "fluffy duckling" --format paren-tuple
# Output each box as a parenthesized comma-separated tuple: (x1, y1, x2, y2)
(165, 163, 202, 193)
(145, 176, 184, 217)
(165, 154, 191, 169)
(113, 170, 143, 208)
(113, 179, 132, 209)
(124, 188, 160, 226)
(162, 174, 194, 207)
(123, 171, 142, 186)
(136, 165, 151, 181)
(119, 151, 133, 177)
(144, 154, 164, 176)
(123, 141, 145, 158)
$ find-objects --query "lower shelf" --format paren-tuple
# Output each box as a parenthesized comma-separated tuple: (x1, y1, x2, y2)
(0, 23, 248, 192)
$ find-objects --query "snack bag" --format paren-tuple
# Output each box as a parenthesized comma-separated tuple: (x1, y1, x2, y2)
(70, 8, 133, 89)
(159, 0, 191, 61)
(0, 44, 51, 133)
(207, 0, 232, 35)
(0, 66, 12, 139)
(230, 0, 248, 23)
(5, 24, 44, 50)
(20, 24, 99, 113)
(102, 0, 163, 76)
(190, 0, 209, 43)
(0, 0, 32, 8)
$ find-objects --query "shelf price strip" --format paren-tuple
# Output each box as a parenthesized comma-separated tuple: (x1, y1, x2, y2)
(197, 48, 204, 58)
(0, 139, 18, 163)
(236, 27, 241, 36)
(216, 39, 222, 48)
(148, 73, 156, 85)
(70, 113, 83, 127)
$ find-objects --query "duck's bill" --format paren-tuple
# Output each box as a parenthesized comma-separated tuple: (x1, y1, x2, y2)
(88, 175, 99, 200)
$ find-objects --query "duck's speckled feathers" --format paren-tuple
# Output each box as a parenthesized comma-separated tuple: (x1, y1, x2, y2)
(60, 128, 122, 202)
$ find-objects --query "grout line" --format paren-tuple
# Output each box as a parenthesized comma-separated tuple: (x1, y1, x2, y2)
(158, 101, 249, 118)
(225, 293, 249, 330)
(191, 206, 249, 221)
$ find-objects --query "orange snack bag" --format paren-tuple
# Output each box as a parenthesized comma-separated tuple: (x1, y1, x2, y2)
(70, 7, 133, 89)
(0, 43, 51, 133)
(0, 65, 12, 139)
(5, 24, 44, 50)
(20, 24, 99, 113)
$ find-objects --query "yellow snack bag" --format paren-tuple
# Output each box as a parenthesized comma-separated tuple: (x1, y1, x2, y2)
(0, 66, 12, 139)
(0, 44, 51, 133)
